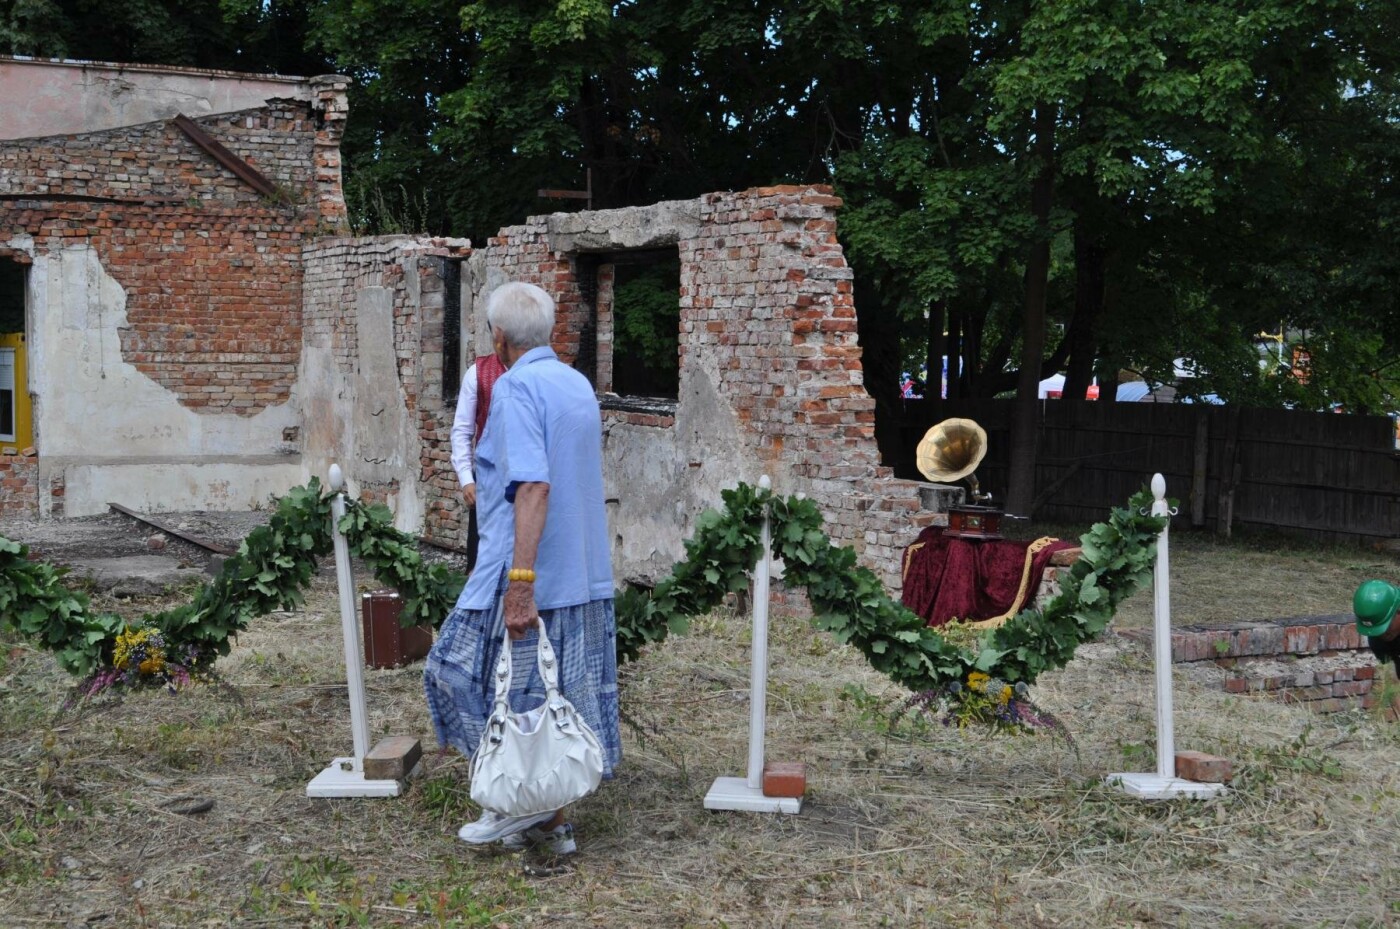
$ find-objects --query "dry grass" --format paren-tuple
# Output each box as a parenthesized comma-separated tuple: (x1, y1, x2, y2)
(1009, 521, 1400, 630)
(3, 561, 1400, 928)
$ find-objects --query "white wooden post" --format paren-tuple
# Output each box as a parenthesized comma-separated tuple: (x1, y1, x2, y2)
(745, 476, 772, 790)
(1150, 473, 1177, 779)
(1107, 474, 1226, 800)
(704, 475, 801, 814)
(306, 464, 402, 798)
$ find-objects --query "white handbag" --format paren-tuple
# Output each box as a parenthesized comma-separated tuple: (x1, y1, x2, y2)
(469, 616, 604, 816)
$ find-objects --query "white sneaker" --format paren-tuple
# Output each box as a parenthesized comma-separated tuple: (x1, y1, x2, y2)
(457, 809, 555, 844)
(501, 822, 577, 856)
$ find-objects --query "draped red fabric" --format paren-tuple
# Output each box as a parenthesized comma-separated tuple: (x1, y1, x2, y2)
(900, 527, 1075, 628)
(474, 353, 507, 440)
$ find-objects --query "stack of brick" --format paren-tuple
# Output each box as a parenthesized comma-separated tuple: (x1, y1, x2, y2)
(1120, 615, 1382, 713)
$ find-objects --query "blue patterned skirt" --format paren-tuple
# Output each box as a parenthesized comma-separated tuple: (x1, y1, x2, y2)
(424, 597, 622, 778)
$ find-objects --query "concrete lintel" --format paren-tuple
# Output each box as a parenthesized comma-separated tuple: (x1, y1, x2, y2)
(545, 199, 702, 254)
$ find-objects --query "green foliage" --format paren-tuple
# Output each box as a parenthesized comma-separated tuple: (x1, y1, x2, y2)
(1252, 726, 1345, 780)
(0, 0, 325, 74)
(616, 482, 1165, 694)
(0, 536, 123, 677)
(338, 499, 465, 628)
(0, 478, 464, 683)
(612, 262, 681, 395)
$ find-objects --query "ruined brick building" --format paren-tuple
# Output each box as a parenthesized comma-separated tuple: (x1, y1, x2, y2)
(1, 57, 951, 591)
(1, 56, 348, 517)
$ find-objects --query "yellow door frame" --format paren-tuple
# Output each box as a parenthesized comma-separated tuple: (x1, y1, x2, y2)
(0, 330, 32, 452)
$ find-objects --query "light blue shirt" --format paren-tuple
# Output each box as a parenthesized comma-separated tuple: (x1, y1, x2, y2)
(455, 347, 614, 611)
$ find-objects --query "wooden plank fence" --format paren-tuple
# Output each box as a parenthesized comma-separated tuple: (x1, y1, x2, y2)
(896, 400, 1399, 545)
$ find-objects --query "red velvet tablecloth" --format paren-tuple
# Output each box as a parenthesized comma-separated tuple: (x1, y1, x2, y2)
(900, 527, 1075, 628)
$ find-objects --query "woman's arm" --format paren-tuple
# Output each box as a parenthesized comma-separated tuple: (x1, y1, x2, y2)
(503, 481, 550, 638)
(449, 363, 479, 500)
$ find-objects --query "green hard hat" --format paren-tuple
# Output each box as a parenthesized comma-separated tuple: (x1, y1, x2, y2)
(1353, 580, 1400, 638)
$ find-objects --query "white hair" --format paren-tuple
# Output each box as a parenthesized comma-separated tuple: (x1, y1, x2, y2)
(486, 282, 555, 350)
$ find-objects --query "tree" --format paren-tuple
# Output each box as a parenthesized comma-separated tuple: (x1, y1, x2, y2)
(9, 0, 1395, 482)
(0, 0, 324, 74)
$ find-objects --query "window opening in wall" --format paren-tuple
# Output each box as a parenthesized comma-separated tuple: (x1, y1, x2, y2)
(610, 250, 680, 401)
(0, 259, 31, 449)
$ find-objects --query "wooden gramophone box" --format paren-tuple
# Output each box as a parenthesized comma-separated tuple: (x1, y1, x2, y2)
(945, 504, 1004, 541)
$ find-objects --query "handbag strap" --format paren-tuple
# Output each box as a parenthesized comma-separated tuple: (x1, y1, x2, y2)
(486, 605, 567, 741)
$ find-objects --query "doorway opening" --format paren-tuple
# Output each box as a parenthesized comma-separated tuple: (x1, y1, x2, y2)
(0, 258, 32, 451)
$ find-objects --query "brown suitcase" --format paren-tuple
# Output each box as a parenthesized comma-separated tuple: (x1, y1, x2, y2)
(361, 589, 433, 669)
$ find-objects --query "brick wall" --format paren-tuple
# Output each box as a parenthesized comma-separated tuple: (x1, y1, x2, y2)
(485, 186, 952, 590)
(485, 223, 588, 366)
(0, 450, 37, 518)
(0, 94, 346, 418)
(0, 78, 347, 517)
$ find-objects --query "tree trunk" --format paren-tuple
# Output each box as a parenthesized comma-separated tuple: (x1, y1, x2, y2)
(963, 300, 984, 396)
(925, 300, 947, 399)
(854, 276, 904, 469)
(1063, 221, 1106, 400)
(946, 304, 963, 400)
(1005, 105, 1056, 516)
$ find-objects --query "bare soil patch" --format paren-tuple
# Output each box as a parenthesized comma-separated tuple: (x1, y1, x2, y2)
(3, 555, 1400, 928)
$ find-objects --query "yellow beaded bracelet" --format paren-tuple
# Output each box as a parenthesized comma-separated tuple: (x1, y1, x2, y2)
(508, 567, 536, 583)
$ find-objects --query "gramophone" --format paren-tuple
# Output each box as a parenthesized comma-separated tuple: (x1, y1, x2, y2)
(915, 417, 1005, 540)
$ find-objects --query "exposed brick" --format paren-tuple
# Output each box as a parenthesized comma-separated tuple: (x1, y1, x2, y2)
(762, 761, 807, 798)
(1332, 680, 1370, 698)
(1175, 751, 1232, 784)
(363, 736, 423, 781)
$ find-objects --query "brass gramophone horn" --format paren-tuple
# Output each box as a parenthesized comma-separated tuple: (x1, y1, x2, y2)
(916, 417, 988, 501)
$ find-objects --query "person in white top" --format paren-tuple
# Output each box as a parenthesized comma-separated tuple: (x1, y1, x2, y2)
(451, 352, 508, 563)
(450, 361, 483, 506)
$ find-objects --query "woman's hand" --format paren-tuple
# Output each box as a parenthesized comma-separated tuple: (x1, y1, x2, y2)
(503, 580, 538, 640)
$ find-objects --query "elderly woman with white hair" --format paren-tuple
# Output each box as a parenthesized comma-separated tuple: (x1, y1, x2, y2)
(424, 281, 620, 857)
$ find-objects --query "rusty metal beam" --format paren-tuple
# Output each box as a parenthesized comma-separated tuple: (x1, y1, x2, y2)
(171, 114, 281, 200)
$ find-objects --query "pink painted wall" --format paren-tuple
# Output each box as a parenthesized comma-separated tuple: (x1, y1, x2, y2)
(0, 56, 315, 140)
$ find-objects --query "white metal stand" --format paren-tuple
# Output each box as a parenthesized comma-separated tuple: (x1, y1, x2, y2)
(307, 464, 402, 799)
(1107, 474, 1226, 801)
(705, 476, 802, 815)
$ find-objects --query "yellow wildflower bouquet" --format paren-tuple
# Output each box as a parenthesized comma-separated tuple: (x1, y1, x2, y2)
(894, 670, 1064, 736)
(84, 623, 200, 695)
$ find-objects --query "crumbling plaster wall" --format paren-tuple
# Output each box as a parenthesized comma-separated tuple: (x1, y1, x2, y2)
(299, 236, 470, 536)
(298, 187, 952, 592)
(6, 233, 302, 515)
(0, 67, 348, 516)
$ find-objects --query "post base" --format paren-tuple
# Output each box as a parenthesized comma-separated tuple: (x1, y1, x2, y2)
(704, 776, 801, 814)
(306, 758, 402, 798)
(1105, 773, 1227, 800)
